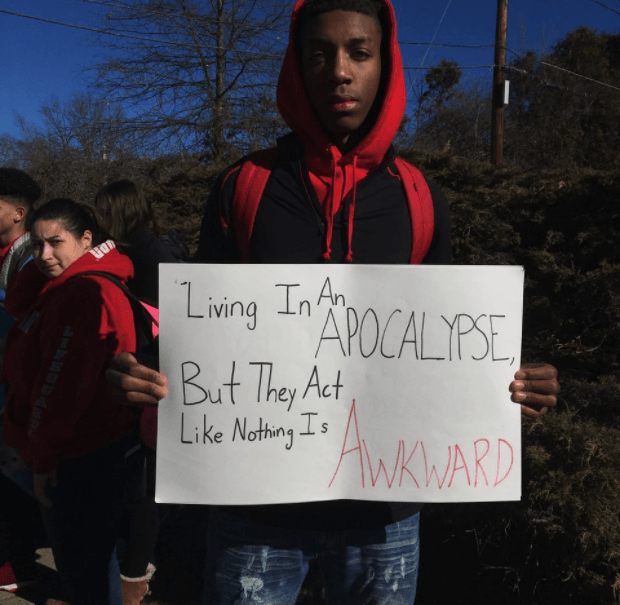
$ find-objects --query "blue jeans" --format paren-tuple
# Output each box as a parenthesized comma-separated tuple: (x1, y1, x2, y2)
(39, 433, 144, 605)
(203, 507, 420, 605)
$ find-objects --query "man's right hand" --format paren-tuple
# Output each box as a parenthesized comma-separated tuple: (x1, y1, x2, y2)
(106, 352, 168, 406)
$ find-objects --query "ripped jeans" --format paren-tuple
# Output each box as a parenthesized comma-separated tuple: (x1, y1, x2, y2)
(203, 507, 420, 605)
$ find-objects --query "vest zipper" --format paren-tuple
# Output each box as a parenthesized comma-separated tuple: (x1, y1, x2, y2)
(298, 158, 325, 235)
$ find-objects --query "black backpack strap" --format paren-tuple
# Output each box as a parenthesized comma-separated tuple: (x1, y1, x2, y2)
(70, 271, 157, 350)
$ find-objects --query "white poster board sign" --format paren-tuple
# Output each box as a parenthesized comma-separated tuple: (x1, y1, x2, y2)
(157, 265, 523, 505)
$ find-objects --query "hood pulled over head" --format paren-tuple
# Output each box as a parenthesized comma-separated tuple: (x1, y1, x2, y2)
(277, 0, 406, 169)
(276, 0, 406, 261)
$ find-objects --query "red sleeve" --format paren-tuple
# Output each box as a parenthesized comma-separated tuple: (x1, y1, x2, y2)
(25, 280, 132, 473)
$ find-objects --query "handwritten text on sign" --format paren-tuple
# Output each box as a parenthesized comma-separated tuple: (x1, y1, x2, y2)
(156, 265, 524, 505)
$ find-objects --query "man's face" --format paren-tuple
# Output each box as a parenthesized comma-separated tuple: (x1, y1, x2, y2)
(300, 10, 382, 148)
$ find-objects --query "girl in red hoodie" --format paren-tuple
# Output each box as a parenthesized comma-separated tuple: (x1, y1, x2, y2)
(2, 198, 143, 605)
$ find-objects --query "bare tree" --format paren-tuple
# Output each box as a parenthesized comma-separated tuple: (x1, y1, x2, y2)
(88, 0, 291, 161)
(0, 134, 22, 167)
(16, 92, 140, 162)
(15, 92, 145, 202)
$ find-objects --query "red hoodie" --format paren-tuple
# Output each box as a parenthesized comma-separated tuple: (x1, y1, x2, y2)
(277, 0, 407, 259)
(2, 240, 138, 474)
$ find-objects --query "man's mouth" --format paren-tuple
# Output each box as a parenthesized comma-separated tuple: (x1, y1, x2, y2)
(327, 98, 357, 111)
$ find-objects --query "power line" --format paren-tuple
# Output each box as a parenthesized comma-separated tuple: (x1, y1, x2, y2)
(79, 0, 288, 36)
(404, 64, 494, 71)
(540, 61, 620, 92)
(0, 7, 194, 44)
(419, 0, 453, 68)
(3, 6, 619, 93)
(0, 7, 125, 37)
(0, 5, 508, 69)
(405, 60, 620, 95)
(79, 0, 161, 13)
(587, 0, 620, 15)
(2, 6, 493, 53)
(0, 8, 283, 58)
(400, 41, 495, 49)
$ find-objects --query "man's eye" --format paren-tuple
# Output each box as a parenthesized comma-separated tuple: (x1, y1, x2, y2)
(352, 50, 370, 60)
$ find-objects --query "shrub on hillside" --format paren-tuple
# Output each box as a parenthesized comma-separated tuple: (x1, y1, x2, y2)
(403, 151, 620, 604)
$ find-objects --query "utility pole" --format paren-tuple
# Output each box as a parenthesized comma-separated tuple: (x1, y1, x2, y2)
(491, 0, 508, 165)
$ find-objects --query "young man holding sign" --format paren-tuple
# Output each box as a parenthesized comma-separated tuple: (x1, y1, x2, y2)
(109, 0, 559, 602)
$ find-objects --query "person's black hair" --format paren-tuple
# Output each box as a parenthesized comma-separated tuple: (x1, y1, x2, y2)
(0, 168, 41, 209)
(297, 0, 384, 37)
(28, 198, 109, 247)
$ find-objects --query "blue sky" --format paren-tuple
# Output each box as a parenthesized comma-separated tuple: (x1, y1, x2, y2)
(1, 0, 618, 139)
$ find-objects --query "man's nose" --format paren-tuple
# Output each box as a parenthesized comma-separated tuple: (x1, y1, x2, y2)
(330, 50, 352, 83)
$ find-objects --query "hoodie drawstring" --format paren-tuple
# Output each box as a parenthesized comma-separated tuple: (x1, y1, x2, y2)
(322, 151, 358, 263)
(322, 148, 339, 261)
(345, 156, 358, 263)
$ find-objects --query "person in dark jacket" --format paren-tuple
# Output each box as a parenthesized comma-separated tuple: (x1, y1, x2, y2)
(95, 179, 188, 305)
(107, 0, 560, 602)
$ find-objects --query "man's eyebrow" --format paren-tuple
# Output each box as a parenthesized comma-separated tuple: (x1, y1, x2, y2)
(304, 35, 375, 46)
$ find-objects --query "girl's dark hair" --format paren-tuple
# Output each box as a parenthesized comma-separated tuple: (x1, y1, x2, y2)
(94, 179, 157, 242)
(28, 198, 108, 247)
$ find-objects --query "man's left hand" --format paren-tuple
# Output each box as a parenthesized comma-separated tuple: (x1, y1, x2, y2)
(510, 364, 560, 418)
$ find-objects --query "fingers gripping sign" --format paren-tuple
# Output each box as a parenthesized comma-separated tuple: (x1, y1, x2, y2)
(510, 363, 560, 419)
(106, 352, 168, 407)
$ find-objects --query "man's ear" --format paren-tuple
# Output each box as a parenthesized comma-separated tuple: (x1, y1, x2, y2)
(13, 205, 27, 224)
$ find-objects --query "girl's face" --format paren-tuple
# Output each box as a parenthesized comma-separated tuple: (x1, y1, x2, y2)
(32, 220, 93, 278)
